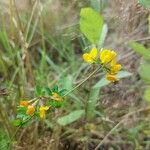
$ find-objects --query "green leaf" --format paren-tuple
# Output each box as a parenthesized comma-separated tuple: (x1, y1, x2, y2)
(139, 59, 150, 84)
(144, 88, 150, 102)
(52, 85, 59, 92)
(116, 71, 132, 79)
(93, 77, 109, 89)
(12, 119, 22, 127)
(48, 100, 63, 108)
(57, 110, 84, 126)
(138, 0, 150, 9)
(80, 7, 104, 44)
(129, 42, 150, 60)
(93, 71, 132, 89)
(44, 87, 52, 96)
(17, 106, 27, 114)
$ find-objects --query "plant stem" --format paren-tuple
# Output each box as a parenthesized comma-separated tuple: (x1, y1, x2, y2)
(64, 66, 101, 96)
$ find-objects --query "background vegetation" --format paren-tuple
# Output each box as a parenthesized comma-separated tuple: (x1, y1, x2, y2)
(0, 0, 150, 149)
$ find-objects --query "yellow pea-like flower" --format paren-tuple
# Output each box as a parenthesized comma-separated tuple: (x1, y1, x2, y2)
(39, 106, 49, 119)
(111, 64, 122, 74)
(100, 49, 117, 64)
(110, 58, 122, 74)
(20, 101, 29, 107)
(26, 105, 35, 115)
(83, 47, 98, 63)
(111, 62, 121, 74)
(105, 59, 121, 82)
(106, 74, 118, 82)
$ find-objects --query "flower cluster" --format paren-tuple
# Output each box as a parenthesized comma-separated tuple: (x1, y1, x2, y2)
(83, 48, 122, 82)
(14, 86, 66, 126)
(19, 100, 49, 119)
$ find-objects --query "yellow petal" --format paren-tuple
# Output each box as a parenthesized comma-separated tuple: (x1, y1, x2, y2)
(105, 51, 117, 64)
(100, 49, 110, 63)
(40, 106, 49, 111)
(111, 64, 122, 74)
(110, 51, 117, 60)
(20, 101, 29, 107)
(90, 47, 98, 60)
(100, 49, 117, 64)
(52, 92, 63, 101)
(39, 106, 49, 119)
(111, 58, 117, 66)
(43, 106, 49, 110)
(40, 110, 45, 119)
(106, 74, 118, 82)
(26, 105, 35, 115)
(82, 53, 93, 63)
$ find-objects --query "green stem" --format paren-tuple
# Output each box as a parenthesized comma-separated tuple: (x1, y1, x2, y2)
(64, 66, 102, 96)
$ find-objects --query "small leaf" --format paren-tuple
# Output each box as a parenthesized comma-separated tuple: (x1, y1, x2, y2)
(80, 7, 104, 44)
(129, 42, 150, 60)
(48, 100, 63, 108)
(116, 71, 132, 79)
(17, 107, 27, 114)
(52, 85, 59, 92)
(57, 110, 84, 126)
(44, 87, 52, 96)
(144, 88, 150, 102)
(12, 119, 22, 127)
(93, 77, 109, 89)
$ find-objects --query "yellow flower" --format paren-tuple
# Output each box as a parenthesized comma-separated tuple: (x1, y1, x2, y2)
(20, 101, 29, 107)
(39, 106, 49, 119)
(100, 49, 116, 64)
(52, 92, 63, 101)
(106, 74, 118, 82)
(110, 58, 122, 74)
(26, 105, 35, 115)
(110, 64, 122, 74)
(83, 47, 98, 63)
